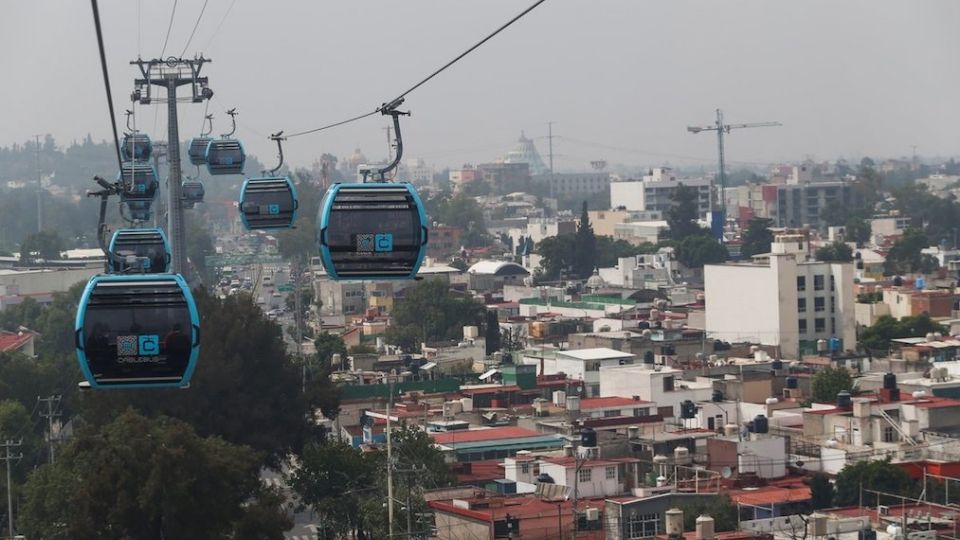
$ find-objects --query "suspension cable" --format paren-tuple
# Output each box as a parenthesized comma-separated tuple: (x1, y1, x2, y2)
(179, 0, 209, 58)
(159, 0, 178, 58)
(202, 0, 237, 52)
(90, 0, 123, 170)
(283, 0, 548, 139)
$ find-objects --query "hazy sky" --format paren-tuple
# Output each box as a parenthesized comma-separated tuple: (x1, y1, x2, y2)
(3, 1, 959, 173)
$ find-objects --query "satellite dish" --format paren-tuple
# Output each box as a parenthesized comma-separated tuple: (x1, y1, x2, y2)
(721, 466, 733, 479)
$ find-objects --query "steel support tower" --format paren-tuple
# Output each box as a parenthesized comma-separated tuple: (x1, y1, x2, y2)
(130, 57, 213, 274)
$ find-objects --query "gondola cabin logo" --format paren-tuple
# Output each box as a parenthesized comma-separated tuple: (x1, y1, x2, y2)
(117, 334, 161, 362)
(356, 234, 394, 253)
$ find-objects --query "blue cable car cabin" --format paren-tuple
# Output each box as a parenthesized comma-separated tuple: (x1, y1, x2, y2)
(317, 183, 428, 280)
(124, 201, 153, 222)
(118, 162, 159, 201)
(120, 132, 152, 162)
(75, 274, 199, 389)
(182, 180, 205, 209)
(205, 139, 245, 175)
(239, 177, 298, 230)
(187, 136, 212, 166)
(108, 228, 170, 274)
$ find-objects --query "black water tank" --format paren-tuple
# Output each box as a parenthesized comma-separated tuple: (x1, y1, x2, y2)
(786, 377, 799, 389)
(643, 351, 655, 364)
(772, 359, 783, 371)
(754, 414, 769, 434)
(859, 529, 877, 540)
(712, 389, 724, 402)
(837, 391, 852, 409)
(883, 372, 897, 390)
(580, 427, 598, 448)
(893, 276, 903, 287)
(536, 473, 555, 484)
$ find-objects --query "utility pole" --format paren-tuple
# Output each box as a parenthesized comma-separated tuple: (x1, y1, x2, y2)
(386, 376, 395, 539)
(37, 395, 62, 464)
(34, 135, 42, 233)
(687, 109, 780, 241)
(131, 57, 213, 275)
(1, 439, 22, 540)
(547, 121, 555, 199)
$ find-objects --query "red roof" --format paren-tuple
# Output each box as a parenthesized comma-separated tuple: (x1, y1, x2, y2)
(579, 396, 651, 409)
(431, 426, 544, 445)
(0, 332, 32, 353)
(454, 459, 504, 484)
(727, 484, 811, 506)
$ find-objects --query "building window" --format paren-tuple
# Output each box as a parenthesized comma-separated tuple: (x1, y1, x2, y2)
(604, 409, 620, 418)
(521, 463, 530, 475)
(658, 405, 674, 418)
(798, 298, 806, 313)
(831, 317, 836, 334)
(814, 275, 825, 291)
(663, 376, 674, 392)
(830, 275, 836, 291)
(799, 319, 808, 334)
(797, 276, 806, 291)
(606, 466, 617, 480)
(830, 297, 835, 312)
(579, 468, 592, 483)
(815, 318, 826, 333)
(883, 426, 896, 443)
(633, 407, 648, 417)
(627, 512, 661, 540)
(815, 297, 825, 312)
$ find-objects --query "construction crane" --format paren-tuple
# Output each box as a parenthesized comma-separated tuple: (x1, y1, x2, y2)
(687, 109, 781, 240)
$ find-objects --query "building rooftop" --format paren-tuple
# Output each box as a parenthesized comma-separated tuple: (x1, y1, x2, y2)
(430, 426, 545, 445)
(558, 348, 635, 361)
(578, 396, 652, 409)
(0, 330, 34, 353)
(467, 260, 530, 276)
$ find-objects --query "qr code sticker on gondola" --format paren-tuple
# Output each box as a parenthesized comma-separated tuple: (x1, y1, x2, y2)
(357, 234, 375, 252)
(117, 335, 137, 356)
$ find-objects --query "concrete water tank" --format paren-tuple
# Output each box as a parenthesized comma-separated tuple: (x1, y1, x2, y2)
(665, 508, 684, 536)
(696, 515, 715, 540)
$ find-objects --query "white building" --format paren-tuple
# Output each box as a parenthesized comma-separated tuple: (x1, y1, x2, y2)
(609, 169, 712, 218)
(598, 365, 713, 418)
(704, 234, 856, 359)
(598, 254, 678, 290)
(523, 347, 636, 397)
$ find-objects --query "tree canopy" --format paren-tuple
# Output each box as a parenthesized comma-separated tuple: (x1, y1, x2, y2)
(859, 314, 945, 354)
(277, 172, 325, 261)
(676, 234, 728, 268)
(385, 280, 485, 351)
(20, 410, 290, 540)
(815, 241, 853, 262)
(665, 183, 702, 241)
(808, 473, 833, 510)
(536, 234, 642, 281)
(81, 290, 330, 465)
(573, 201, 598, 278)
(740, 217, 774, 257)
(884, 228, 938, 275)
(835, 459, 916, 507)
(811, 365, 853, 404)
(425, 193, 490, 248)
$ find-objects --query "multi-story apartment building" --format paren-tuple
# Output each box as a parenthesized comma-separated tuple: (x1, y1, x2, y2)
(704, 234, 856, 358)
(772, 181, 852, 230)
(610, 168, 712, 218)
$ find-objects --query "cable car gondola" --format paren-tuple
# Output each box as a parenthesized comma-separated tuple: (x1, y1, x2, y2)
(120, 132, 153, 162)
(317, 182, 428, 280)
(107, 228, 170, 273)
(124, 201, 153, 222)
(239, 177, 297, 230)
(187, 136, 212, 166)
(118, 162, 159, 201)
(75, 274, 199, 389)
(182, 180, 205, 209)
(205, 108, 245, 175)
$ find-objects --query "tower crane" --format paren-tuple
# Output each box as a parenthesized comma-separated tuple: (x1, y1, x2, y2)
(687, 109, 781, 240)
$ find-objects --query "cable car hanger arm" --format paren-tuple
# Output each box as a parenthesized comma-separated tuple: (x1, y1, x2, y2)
(371, 101, 410, 182)
(267, 131, 285, 175)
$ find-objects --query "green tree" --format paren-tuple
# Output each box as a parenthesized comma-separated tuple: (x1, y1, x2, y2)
(277, 172, 325, 261)
(185, 213, 216, 283)
(665, 183, 702, 241)
(859, 314, 945, 354)
(19, 230, 65, 262)
(884, 228, 937, 275)
(428, 194, 490, 248)
(80, 291, 332, 465)
(676, 234, 729, 268)
(680, 495, 738, 532)
(811, 365, 853, 404)
(314, 332, 348, 368)
(835, 459, 916, 507)
(535, 234, 577, 281)
(815, 241, 853, 262)
(740, 217, 774, 257)
(574, 201, 597, 278)
(485, 310, 501, 355)
(845, 217, 872, 247)
(20, 410, 291, 540)
(386, 280, 485, 351)
(809, 473, 833, 510)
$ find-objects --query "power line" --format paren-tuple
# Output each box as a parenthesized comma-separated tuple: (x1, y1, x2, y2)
(179, 0, 209, 58)
(284, 0, 549, 139)
(159, 0, 179, 58)
(89, 0, 123, 170)
(202, 0, 237, 53)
